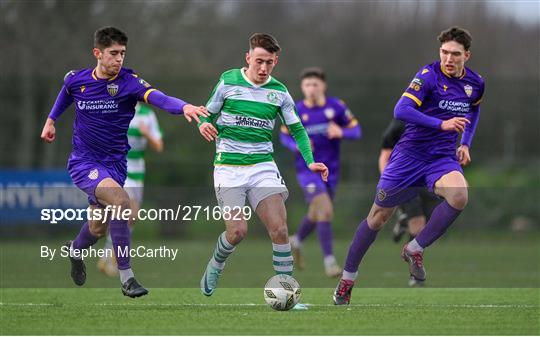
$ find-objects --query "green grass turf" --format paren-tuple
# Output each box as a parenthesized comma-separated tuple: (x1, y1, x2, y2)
(1, 233, 539, 334)
(1, 288, 538, 335)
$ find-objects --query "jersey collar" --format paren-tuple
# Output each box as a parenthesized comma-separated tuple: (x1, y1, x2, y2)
(241, 67, 272, 88)
(92, 67, 120, 81)
(303, 97, 326, 108)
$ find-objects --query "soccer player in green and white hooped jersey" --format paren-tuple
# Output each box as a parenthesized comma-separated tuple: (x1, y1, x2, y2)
(198, 33, 329, 299)
(97, 103, 163, 277)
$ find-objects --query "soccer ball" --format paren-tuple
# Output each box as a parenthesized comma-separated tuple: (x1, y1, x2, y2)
(263, 274, 301, 311)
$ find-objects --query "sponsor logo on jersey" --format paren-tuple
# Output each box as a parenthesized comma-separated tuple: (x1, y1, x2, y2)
(438, 100, 470, 114)
(409, 78, 423, 91)
(138, 78, 151, 88)
(107, 83, 119, 96)
(324, 108, 335, 119)
(88, 169, 99, 180)
(464, 84, 473, 97)
(443, 84, 448, 92)
(80, 86, 86, 93)
(76, 100, 119, 113)
(235, 115, 270, 129)
(64, 70, 75, 81)
(267, 91, 278, 104)
(304, 123, 328, 135)
(377, 188, 386, 202)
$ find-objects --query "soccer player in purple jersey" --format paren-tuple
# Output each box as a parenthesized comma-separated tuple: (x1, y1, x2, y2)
(280, 68, 361, 278)
(333, 27, 485, 304)
(39, 27, 208, 297)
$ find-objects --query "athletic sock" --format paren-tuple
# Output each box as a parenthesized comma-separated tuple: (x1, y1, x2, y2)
(413, 200, 461, 249)
(109, 218, 132, 282)
(71, 222, 98, 259)
(296, 216, 316, 242)
(324, 255, 337, 267)
(210, 231, 236, 270)
(407, 239, 424, 253)
(316, 221, 333, 257)
(119, 268, 134, 284)
(343, 219, 379, 280)
(272, 242, 293, 275)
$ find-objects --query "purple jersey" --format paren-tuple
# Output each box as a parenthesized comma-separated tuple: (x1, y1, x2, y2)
(59, 67, 155, 161)
(281, 97, 360, 176)
(396, 61, 485, 160)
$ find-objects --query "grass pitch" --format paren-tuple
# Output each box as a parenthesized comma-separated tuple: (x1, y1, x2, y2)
(1, 233, 539, 335)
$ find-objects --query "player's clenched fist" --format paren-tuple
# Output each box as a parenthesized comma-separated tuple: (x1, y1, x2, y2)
(441, 117, 470, 133)
(199, 122, 218, 142)
(40, 118, 56, 143)
(183, 104, 210, 123)
(308, 162, 329, 182)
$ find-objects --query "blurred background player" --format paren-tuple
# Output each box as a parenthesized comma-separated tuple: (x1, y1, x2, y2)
(197, 33, 328, 300)
(40, 26, 208, 297)
(98, 103, 163, 277)
(334, 26, 484, 304)
(280, 68, 361, 278)
(379, 118, 440, 286)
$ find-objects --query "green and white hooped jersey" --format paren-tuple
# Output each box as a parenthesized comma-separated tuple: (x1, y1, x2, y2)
(205, 68, 302, 166)
(126, 103, 162, 183)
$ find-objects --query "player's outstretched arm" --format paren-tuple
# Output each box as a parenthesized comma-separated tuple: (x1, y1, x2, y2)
(146, 90, 209, 123)
(41, 85, 73, 143)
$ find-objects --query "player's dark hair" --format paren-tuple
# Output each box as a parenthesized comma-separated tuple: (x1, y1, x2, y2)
(94, 26, 128, 50)
(249, 33, 281, 53)
(438, 26, 472, 51)
(300, 67, 326, 82)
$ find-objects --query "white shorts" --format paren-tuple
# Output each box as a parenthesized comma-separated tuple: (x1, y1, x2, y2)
(214, 161, 289, 210)
(124, 177, 144, 204)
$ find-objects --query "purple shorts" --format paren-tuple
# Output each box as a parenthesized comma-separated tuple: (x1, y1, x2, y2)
(68, 153, 127, 206)
(375, 149, 462, 208)
(297, 170, 338, 203)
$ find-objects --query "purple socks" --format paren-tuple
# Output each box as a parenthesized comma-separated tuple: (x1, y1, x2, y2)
(343, 219, 379, 274)
(109, 219, 131, 270)
(316, 221, 333, 257)
(72, 222, 98, 250)
(415, 200, 461, 248)
(296, 216, 316, 241)
(296, 217, 334, 257)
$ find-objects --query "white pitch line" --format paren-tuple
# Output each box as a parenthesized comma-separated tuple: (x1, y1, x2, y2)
(0, 302, 537, 309)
